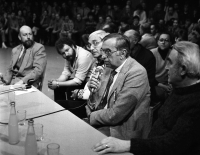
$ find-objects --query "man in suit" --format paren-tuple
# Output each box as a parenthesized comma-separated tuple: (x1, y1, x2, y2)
(124, 29, 157, 104)
(86, 33, 151, 140)
(1, 25, 47, 89)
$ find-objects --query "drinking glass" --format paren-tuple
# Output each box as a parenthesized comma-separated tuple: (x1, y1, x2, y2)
(47, 143, 60, 155)
(34, 123, 43, 141)
(17, 110, 26, 126)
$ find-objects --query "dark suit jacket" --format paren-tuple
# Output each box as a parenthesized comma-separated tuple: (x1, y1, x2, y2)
(89, 57, 151, 140)
(4, 42, 47, 88)
(130, 43, 157, 102)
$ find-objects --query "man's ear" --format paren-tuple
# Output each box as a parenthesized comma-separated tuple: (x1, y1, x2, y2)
(180, 64, 187, 76)
(18, 34, 21, 41)
(120, 49, 126, 58)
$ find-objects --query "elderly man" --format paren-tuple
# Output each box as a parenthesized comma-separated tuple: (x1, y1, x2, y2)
(94, 41, 200, 155)
(86, 33, 151, 140)
(56, 30, 108, 118)
(124, 29, 157, 103)
(48, 37, 94, 101)
(1, 25, 47, 89)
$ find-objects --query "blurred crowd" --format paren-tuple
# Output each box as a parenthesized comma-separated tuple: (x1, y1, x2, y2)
(1, 0, 200, 49)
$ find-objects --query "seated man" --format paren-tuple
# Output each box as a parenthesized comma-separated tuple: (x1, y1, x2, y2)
(48, 37, 94, 101)
(1, 25, 47, 89)
(93, 41, 200, 155)
(86, 33, 151, 140)
(124, 29, 157, 104)
(56, 30, 109, 119)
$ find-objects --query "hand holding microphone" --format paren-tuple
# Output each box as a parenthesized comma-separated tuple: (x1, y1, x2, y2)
(89, 66, 104, 93)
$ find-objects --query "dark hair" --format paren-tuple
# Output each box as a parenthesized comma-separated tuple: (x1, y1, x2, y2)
(140, 23, 151, 34)
(133, 15, 140, 21)
(55, 37, 76, 54)
(102, 33, 131, 57)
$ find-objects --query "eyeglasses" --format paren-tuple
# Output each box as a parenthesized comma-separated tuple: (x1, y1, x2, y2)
(159, 38, 170, 43)
(88, 40, 101, 48)
(100, 48, 118, 56)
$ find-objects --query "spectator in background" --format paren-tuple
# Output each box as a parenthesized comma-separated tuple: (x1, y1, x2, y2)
(51, 13, 63, 45)
(39, 10, 50, 44)
(30, 13, 40, 42)
(71, 1, 80, 20)
(92, 5, 102, 21)
(165, 6, 178, 24)
(121, 5, 133, 24)
(118, 17, 130, 34)
(113, 4, 121, 25)
(150, 23, 160, 41)
(175, 28, 188, 42)
(151, 32, 172, 102)
(8, 11, 19, 47)
(60, 15, 74, 39)
(78, 2, 90, 20)
(152, 3, 165, 24)
(124, 29, 157, 103)
(133, 4, 147, 25)
(130, 15, 140, 32)
(72, 13, 85, 46)
(45, 13, 56, 45)
(17, 10, 25, 28)
(188, 26, 200, 46)
(179, 4, 191, 24)
(96, 16, 105, 30)
(0, 12, 8, 48)
(139, 23, 157, 50)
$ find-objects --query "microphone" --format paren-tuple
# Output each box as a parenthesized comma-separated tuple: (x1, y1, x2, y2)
(91, 66, 104, 93)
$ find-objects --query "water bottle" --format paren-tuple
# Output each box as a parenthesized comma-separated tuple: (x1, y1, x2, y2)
(25, 119, 37, 155)
(8, 102, 19, 145)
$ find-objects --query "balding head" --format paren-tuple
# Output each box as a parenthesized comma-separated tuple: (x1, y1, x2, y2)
(124, 29, 141, 49)
(18, 25, 34, 48)
(88, 30, 109, 58)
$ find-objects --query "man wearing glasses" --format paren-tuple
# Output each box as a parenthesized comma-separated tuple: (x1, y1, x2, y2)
(151, 32, 172, 102)
(86, 33, 151, 140)
(48, 37, 94, 101)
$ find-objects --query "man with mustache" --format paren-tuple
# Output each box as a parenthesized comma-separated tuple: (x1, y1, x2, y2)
(1, 25, 47, 88)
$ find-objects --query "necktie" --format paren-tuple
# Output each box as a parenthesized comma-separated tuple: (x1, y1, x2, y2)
(97, 70, 117, 110)
(14, 49, 26, 70)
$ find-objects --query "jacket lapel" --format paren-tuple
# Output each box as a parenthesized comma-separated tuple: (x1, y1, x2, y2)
(18, 48, 31, 73)
(12, 45, 23, 68)
(107, 57, 134, 100)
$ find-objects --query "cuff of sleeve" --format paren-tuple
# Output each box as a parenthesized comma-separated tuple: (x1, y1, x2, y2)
(73, 77, 82, 85)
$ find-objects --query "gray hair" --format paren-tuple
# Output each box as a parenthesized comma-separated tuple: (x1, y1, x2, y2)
(89, 30, 109, 40)
(173, 41, 200, 78)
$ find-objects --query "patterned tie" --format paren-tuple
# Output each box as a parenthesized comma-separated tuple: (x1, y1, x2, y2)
(14, 49, 26, 70)
(97, 70, 117, 110)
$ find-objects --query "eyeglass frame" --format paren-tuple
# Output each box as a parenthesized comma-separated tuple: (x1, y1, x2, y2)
(158, 38, 170, 43)
(100, 48, 118, 56)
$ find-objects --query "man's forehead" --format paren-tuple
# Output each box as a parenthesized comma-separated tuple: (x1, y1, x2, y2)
(102, 38, 116, 49)
(20, 26, 31, 33)
(88, 35, 101, 43)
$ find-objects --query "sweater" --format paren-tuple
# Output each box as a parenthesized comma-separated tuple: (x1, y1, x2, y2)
(130, 82, 200, 155)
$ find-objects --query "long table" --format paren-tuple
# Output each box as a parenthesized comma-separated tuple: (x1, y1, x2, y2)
(0, 87, 132, 155)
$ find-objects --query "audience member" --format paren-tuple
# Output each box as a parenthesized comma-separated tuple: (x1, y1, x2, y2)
(93, 41, 200, 155)
(133, 4, 147, 25)
(139, 23, 157, 50)
(151, 32, 172, 102)
(124, 29, 157, 103)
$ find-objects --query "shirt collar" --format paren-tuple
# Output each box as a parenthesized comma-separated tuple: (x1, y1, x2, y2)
(115, 58, 128, 73)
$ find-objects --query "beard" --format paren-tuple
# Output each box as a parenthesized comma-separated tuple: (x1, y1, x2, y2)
(23, 40, 34, 49)
(65, 49, 76, 61)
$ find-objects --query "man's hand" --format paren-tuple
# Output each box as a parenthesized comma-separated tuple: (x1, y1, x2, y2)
(48, 80, 57, 90)
(88, 75, 101, 93)
(14, 80, 24, 85)
(93, 137, 131, 155)
(158, 83, 172, 92)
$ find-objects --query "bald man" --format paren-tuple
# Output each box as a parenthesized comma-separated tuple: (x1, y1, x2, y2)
(1, 25, 47, 89)
(124, 29, 157, 104)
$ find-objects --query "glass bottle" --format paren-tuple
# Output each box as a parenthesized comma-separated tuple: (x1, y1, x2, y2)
(8, 101, 19, 145)
(25, 119, 37, 155)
